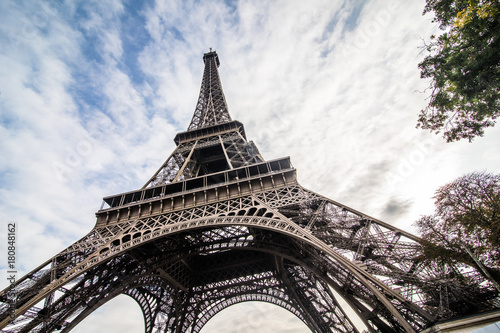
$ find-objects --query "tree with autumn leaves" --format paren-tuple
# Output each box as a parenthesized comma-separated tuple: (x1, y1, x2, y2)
(418, 0, 500, 142)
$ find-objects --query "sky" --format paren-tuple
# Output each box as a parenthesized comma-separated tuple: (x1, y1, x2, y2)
(0, 0, 499, 332)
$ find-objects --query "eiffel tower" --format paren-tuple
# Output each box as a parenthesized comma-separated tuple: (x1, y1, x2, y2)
(1, 51, 497, 333)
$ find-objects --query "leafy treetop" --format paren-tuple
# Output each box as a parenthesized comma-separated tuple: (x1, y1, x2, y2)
(418, 0, 500, 142)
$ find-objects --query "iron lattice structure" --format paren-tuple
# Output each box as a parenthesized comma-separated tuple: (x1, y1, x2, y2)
(1, 51, 497, 333)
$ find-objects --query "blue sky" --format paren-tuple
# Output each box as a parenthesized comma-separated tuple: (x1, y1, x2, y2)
(1, 0, 500, 332)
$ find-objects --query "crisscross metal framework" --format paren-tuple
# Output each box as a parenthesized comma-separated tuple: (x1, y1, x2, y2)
(0, 51, 497, 333)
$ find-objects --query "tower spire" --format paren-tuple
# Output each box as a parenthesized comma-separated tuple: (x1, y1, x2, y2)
(187, 50, 232, 130)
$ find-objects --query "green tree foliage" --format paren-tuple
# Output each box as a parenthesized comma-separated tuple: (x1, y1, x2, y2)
(415, 171, 500, 283)
(418, 0, 500, 142)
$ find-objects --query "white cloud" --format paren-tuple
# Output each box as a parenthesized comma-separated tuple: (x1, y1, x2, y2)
(71, 295, 144, 333)
(202, 302, 309, 333)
